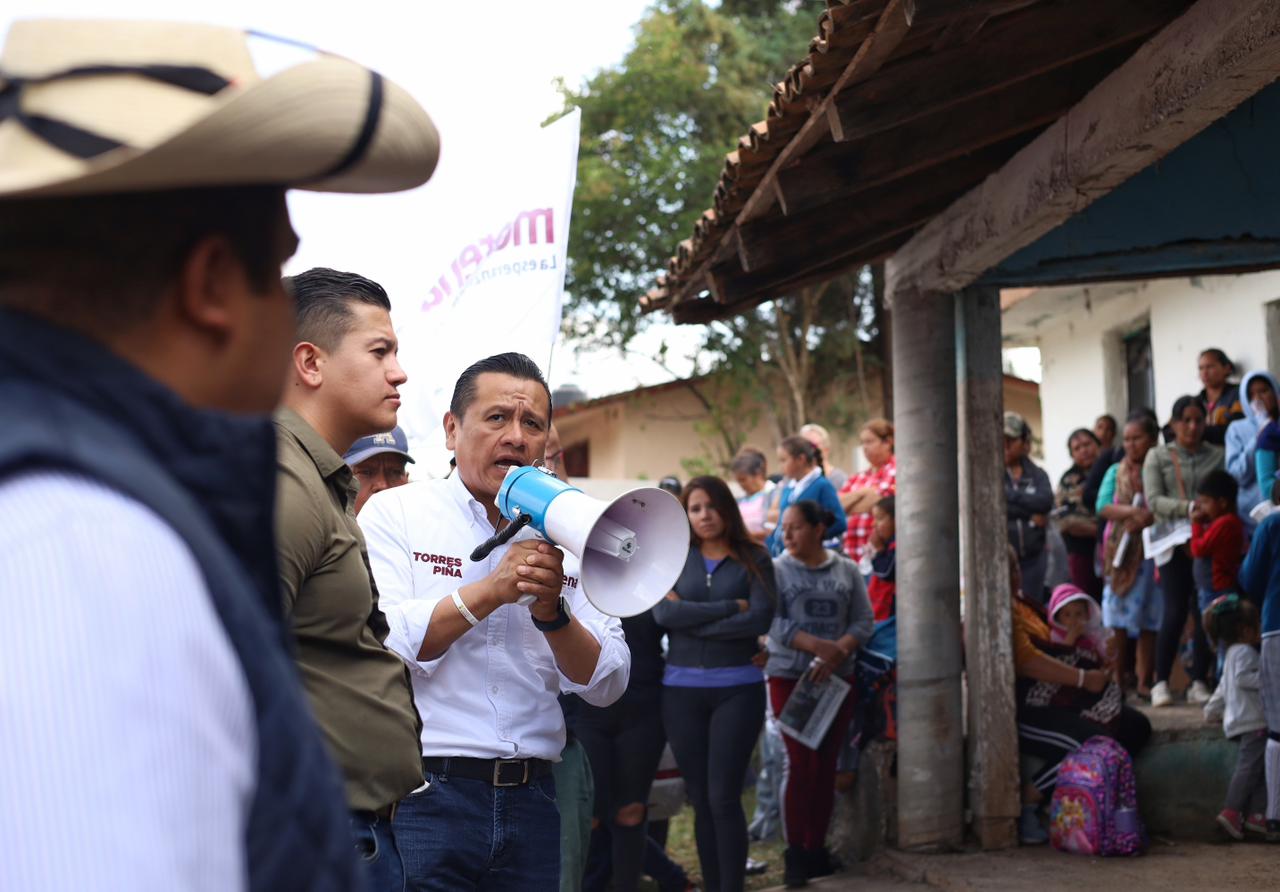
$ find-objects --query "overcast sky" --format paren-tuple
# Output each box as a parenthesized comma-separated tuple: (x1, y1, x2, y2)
(2, 0, 708, 396)
(3, 4, 1042, 399)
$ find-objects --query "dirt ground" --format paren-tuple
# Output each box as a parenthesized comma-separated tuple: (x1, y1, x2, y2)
(870, 840, 1276, 891)
(760, 840, 1278, 891)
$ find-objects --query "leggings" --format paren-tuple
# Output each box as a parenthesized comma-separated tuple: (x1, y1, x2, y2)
(1154, 549, 1210, 684)
(662, 682, 765, 892)
(576, 687, 666, 892)
(767, 675, 855, 851)
(1224, 730, 1267, 816)
(1017, 703, 1152, 794)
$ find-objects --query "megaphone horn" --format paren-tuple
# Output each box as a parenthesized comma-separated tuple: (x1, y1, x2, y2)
(477, 466, 688, 618)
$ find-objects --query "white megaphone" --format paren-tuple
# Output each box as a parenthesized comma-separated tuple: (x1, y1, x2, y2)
(482, 465, 688, 617)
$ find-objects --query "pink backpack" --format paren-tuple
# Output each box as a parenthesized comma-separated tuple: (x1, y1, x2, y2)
(1049, 736, 1146, 857)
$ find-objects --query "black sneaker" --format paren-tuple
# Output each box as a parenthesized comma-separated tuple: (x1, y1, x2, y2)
(783, 847, 808, 888)
(1267, 820, 1280, 843)
(744, 856, 768, 876)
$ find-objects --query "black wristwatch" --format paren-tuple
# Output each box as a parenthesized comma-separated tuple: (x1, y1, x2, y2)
(532, 596, 571, 632)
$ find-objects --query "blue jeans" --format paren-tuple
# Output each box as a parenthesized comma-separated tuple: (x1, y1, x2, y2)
(351, 810, 406, 892)
(394, 767, 561, 891)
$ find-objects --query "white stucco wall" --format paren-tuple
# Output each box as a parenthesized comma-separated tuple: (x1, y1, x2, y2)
(1005, 272, 1280, 484)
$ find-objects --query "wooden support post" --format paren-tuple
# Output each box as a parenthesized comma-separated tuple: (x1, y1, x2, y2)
(892, 286, 965, 851)
(956, 286, 1020, 850)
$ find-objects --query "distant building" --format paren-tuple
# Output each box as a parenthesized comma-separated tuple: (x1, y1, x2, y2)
(554, 373, 1040, 482)
(1003, 273, 1280, 483)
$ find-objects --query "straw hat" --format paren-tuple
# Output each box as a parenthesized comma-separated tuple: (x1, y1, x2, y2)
(0, 20, 440, 198)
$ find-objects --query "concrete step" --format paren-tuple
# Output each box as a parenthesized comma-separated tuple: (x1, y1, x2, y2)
(1133, 701, 1237, 841)
(828, 700, 1236, 860)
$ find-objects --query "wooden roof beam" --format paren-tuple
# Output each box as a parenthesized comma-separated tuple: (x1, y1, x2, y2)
(665, 0, 917, 307)
(732, 0, 915, 228)
(826, 0, 1183, 144)
(738, 139, 1017, 274)
(675, 230, 910, 321)
(888, 0, 1280, 297)
(775, 44, 1135, 218)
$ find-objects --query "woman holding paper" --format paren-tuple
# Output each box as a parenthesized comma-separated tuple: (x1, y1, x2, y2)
(1143, 395, 1224, 707)
(1097, 412, 1162, 698)
(767, 500, 873, 888)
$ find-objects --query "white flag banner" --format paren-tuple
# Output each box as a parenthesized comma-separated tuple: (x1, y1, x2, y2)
(392, 108, 581, 474)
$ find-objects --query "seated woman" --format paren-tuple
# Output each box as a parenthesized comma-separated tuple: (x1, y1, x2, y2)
(1010, 545, 1152, 845)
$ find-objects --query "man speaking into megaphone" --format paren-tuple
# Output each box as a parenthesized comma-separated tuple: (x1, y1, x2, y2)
(359, 352, 630, 891)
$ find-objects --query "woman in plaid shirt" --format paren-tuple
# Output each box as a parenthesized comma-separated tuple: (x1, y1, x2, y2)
(839, 419, 897, 567)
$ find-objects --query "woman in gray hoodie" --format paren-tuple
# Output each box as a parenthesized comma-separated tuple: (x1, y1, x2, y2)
(767, 500, 873, 887)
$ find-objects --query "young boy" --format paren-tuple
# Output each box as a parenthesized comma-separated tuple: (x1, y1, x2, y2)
(1240, 481, 1280, 842)
(1203, 597, 1268, 839)
(867, 496, 897, 622)
(1191, 470, 1246, 616)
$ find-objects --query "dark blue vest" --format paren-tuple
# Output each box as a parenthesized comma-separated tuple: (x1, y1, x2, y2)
(0, 310, 359, 891)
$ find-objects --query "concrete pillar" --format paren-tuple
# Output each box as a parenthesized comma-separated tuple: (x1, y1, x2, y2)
(957, 286, 1020, 849)
(891, 286, 965, 850)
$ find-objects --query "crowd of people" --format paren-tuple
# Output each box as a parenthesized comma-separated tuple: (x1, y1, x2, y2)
(1004, 346, 1280, 847)
(5, 19, 1280, 892)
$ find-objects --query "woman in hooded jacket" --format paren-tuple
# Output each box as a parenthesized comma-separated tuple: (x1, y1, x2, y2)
(1227, 369, 1280, 527)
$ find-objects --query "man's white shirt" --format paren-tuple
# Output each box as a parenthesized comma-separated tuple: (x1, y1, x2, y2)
(0, 471, 253, 892)
(359, 471, 630, 760)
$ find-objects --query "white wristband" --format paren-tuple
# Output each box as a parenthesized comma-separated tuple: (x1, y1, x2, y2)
(1077, 668, 1085, 688)
(453, 590, 480, 627)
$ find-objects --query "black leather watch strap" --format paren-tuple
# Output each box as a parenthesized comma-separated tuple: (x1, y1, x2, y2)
(531, 596, 571, 632)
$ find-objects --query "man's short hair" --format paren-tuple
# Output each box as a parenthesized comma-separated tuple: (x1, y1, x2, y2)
(0, 186, 285, 335)
(450, 352, 552, 419)
(287, 267, 391, 351)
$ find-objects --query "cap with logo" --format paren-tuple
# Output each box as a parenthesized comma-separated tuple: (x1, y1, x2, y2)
(1003, 411, 1029, 440)
(344, 426, 414, 467)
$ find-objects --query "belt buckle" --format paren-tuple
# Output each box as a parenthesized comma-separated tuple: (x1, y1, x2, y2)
(493, 759, 528, 787)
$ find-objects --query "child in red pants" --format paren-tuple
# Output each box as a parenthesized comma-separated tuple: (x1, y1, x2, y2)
(767, 500, 874, 887)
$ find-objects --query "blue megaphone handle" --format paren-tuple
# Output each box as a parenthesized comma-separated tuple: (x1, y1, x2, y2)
(495, 465, 582, 543)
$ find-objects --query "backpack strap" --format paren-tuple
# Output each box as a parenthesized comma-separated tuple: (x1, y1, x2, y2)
(1169, 447, 1188, 500)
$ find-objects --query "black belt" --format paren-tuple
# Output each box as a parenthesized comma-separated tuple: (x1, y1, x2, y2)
(423, 756, 552, 787)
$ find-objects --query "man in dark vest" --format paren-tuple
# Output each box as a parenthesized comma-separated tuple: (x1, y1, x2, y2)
(0, 19, 440, 892)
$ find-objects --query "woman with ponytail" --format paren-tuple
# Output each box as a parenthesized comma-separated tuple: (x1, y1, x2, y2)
(766, 436, 847, 557)
(768, 499, 872, 886)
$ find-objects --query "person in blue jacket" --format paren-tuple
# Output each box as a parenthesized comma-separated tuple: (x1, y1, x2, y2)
(1226, 369, 1280, 530)
(766, 435, 847, 556)
(1238, 502, 1280, 841)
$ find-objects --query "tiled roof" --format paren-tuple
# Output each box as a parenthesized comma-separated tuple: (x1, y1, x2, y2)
(643, 0, 1194, 322)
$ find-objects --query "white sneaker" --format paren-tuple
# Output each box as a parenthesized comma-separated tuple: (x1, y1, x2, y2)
(1151, 681, 1173, 707)
(1187, 680, 1213, 705)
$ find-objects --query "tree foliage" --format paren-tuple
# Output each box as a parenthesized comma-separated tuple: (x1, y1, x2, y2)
(552, 1, 884, 467)
(552, 0, 816, 345)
